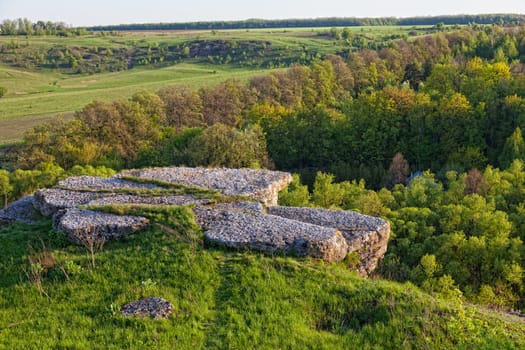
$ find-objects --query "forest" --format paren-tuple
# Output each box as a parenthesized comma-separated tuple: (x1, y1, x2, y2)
(2, 22, 525, 340)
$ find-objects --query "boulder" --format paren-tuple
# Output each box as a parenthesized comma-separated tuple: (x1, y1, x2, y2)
(33, 189, 102, 216)
(0, 196, 41, 224)
(121, 297, 173, 319)
(195, 208, 348, 262)
(119, 167, 292, 206)
(53, 208, 149, 245)
(267, 206, 390, 275)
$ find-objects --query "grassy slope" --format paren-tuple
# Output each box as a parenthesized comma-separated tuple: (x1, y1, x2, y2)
(0, 221, 524, 349)
(0, 63, 278, 143)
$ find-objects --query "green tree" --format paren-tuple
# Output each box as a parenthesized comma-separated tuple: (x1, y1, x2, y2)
(187, 124, 270, 168)
(311, 172, 345, 208)
(278, 174, 310, 207)
(499, 127, 525, 169)
(0, 170, 12, 207)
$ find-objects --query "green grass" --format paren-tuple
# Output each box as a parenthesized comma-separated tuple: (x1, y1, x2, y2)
(0, 220, 524, 349)
(0, 63, 278, 143)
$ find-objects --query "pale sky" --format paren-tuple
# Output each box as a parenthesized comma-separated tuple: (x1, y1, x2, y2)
(1, 0, 524, 27)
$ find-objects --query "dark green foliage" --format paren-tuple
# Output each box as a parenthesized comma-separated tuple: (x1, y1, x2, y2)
(0, 86, 6, 98)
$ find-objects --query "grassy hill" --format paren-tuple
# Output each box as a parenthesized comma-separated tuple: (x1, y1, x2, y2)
(0, 63, 277, 143)
(1, 220, 524, 349)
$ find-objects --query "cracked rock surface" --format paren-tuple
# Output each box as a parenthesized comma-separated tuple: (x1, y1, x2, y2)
(54, 208, 149, 245)
(195, 208, 348, 262)
(267, 206, 390, 275)
(119, 167, 292, 206)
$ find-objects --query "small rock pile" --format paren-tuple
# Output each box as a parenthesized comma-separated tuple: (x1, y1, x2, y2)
(1, 166, 391, 276)
(121, 297, 174, 319)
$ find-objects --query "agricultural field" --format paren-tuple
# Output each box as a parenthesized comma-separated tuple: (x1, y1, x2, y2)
(0, 25, 436, 143)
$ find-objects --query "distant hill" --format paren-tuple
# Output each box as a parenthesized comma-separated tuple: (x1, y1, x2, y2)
(89, 14, 525, 31)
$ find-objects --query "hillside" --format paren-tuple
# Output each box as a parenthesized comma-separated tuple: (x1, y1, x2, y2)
(0, 167, 524, 349)
(0, 25, 434, 143)
(1, 219, 524, 349)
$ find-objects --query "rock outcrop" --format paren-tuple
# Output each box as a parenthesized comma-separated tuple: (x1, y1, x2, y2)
(121, 297, 173, 319)
(3, 166, 390, 274)
(119, 167, 293, 206)
(194, 204, 348, 262)
(0, 196, 41, 224)
(267, 206, 390, 275)
(53, 208, 149, 245)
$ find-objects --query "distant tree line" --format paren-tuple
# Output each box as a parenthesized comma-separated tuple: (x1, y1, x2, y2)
(0, 18, 86, 36)
(89, 14, 525, 32)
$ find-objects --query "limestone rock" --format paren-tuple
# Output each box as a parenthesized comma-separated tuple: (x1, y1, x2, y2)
(53, 208, 149, 245)
(119, 167, 292, 206)
(0, 196, 41, 224)
(195, 208, 348, 262)
(121, 297, 173, 319)
(33, 189, 102, 216)
(57, 175, 161, 191)
(268, 206, 390, 275)
(87, 194, 211, 207)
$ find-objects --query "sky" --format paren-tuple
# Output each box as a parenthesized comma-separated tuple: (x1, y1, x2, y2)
(1, 0, 525, 27)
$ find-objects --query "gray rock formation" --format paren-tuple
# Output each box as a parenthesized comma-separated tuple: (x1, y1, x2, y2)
(194, 207, 348, 262)
(57, 175, 161, 191)
(2, 166, 390, 274)
(87, 194, 211, 207)
(0, 196, 41, 224)
(119, 167, 292, 206)
(53, 208, 149, 245)
(121, 297, 173, 319)
(267, 206, 390, 275)
(33, 189, 102, 216)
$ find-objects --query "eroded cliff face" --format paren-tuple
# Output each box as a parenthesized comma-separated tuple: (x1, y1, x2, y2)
(1, 167, 390, 276)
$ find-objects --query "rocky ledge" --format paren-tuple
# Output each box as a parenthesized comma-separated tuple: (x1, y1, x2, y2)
(2, 166, 390, 275)
(119, 167, 293, 206)
(53, 208, 150, 246)
(267, 206, 390, 275)
(194, 202, 348, 262)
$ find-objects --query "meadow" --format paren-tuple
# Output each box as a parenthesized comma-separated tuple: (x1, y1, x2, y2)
(1, 220, 524, 349)
(0, 63, 277, 143)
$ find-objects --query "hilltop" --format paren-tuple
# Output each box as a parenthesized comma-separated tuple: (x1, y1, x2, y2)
(0, 167, 525, 349)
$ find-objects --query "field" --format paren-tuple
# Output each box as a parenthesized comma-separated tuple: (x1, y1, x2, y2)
(0, 63, 278, 143)
(0, 25, 435, 144)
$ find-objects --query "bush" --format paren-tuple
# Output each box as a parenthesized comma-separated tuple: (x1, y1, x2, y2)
(0, 86, 7, 98)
